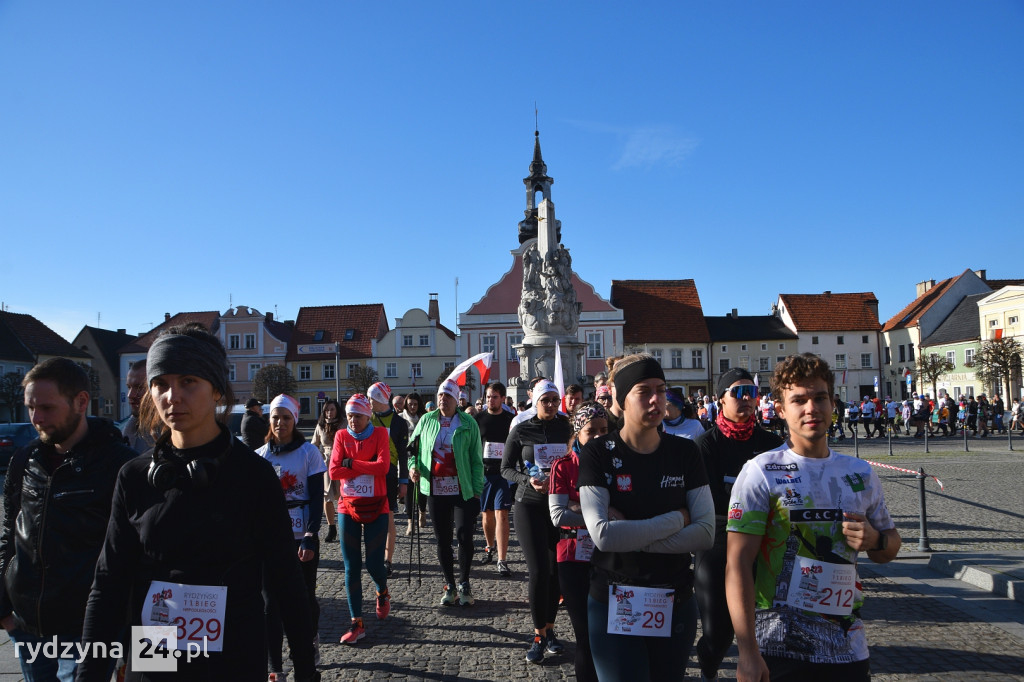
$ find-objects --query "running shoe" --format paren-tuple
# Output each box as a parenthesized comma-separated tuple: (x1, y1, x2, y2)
(526, 635, 545, 664)
(376, 589, 391, 620)
(458, 582, 475, 606)
(480, 547, 494, 565)
(340, 619, 365, 645)
(544, 630, 564, 655)
(385, 560, 393, 578)
(497, 560, 513, 578)
(440, 584, 458, 606)
(324, 525, 337, 543)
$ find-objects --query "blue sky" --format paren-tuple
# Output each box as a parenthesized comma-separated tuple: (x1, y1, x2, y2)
(2, 2, 1021, 343)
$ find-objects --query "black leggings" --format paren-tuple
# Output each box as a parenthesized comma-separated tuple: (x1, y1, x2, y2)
(427, 495, 479, 586)
(514, 500, 559, 630)
(406, 484, 427, 514)
(694, 518, 731, 679)
(558, 560, 597, 682)
(265, 537, 319, 672)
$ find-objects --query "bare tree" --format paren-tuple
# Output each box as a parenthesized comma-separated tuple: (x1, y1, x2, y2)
(973, 337, 1024, 399)
(344, 364, 379, 395)
(252, 365, 298, 402)
(917, 352, 955, 399)
(0, 372, 24, 422)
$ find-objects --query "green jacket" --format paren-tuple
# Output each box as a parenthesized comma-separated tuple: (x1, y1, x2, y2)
(408, 410, 484, 501)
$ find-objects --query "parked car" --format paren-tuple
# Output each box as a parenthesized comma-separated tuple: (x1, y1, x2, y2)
(0, 423, 36, 470)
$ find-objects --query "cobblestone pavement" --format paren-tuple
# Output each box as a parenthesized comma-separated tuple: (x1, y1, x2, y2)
(2, 433, 1024, 680)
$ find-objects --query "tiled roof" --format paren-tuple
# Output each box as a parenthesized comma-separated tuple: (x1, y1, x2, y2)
(285, 304, 389, 362)
(920, 293, 987, 347)
(76, 326, 137, 373)
(706, 315, 799, 342)
(984, 278, 1024, 290)
(611, 280, 709, 344)
(118, 311, 222, 354)
(778, 292, 880, 331)
(881, 274, 963, 332)
(0, 311, 92, 360)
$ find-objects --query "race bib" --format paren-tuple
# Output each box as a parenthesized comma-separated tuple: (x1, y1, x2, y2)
(574, 528, 594, 562)
(287, 506, 307, 538)
(533, 443, 566, 469)
(607, 584, 673, 638)
(342, 474, 375, 498)
(483, 442, 504, 460)
(433, 475, 460, 496)
(142, 581, 227, 652)
(785, 556, 857, 616)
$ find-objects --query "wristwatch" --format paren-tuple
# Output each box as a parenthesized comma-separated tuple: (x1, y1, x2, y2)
(873, 531, 888, 552)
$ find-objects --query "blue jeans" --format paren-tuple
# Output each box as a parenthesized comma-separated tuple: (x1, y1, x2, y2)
(339, 512, 388, 620)
(588, 592, 698, 682)
(8, 629, 82, 682)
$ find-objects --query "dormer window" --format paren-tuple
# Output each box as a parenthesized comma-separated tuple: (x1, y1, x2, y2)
(344, 328, 355, 341)
(313, 330, 325, 342)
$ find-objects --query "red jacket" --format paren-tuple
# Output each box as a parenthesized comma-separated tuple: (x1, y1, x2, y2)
(330, 427, 390, 522)
(549, 452, 590, 563)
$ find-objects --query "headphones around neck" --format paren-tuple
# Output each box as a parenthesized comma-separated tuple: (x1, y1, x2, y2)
(147, 434, 230, 492)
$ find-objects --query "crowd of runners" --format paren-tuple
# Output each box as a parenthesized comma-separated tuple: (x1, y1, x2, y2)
(2, 323, 903, 681)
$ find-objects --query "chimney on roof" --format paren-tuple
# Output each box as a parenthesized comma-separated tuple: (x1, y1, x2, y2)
(427, 293, 440, 321)
(265, 312, 273, 324)
(164, 313, 171, 322)
(731, 308, 738, 318)
(285, 320, 294, 328)
(867, 298, 879, 321)
(915, 280, 935, 297)
(823, 291, 831, 296)
(117, 328, 125, 334)
(974, 269, 987, 281)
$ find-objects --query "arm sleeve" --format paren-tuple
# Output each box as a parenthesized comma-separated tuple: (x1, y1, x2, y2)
(392, 416, 409, 482)
(468, 420, 485, 496)
(579, 486, 686, 553)
(329, 431, 349, 481)
(0, 450, 27, 618)
(304, 473, 323, 535)
(500, 424, 529, 487)
(548, 459, 585, 528)
(345, 430, 392, 477)
(407, 420, 424, 479)
(640, 485, 715, 553)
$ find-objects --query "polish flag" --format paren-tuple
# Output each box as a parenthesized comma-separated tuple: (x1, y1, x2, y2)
(446, 352, 493, 389)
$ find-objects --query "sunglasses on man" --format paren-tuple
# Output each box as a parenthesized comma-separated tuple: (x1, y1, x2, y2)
(725, 385, 759, 400)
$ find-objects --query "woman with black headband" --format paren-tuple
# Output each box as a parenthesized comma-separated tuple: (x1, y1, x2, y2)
(549, 401, 608, 682)
(77, 324, 319, 682)
(579, 354, 714, 682)
(692, 367, 783, 682)
(501, 378, 573, 664)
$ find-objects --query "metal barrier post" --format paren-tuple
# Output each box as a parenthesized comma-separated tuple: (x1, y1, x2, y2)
(963, 420, 969, 453)
(917, 468, 931, 552)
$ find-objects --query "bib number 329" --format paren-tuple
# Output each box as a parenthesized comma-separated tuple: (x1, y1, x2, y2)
(142, 581, 227, 652)
(607, 584, 674, 638)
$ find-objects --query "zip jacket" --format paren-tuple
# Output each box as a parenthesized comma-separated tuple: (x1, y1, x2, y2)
(408, 410, 484, 501)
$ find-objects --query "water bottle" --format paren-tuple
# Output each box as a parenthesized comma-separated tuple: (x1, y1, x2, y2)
(524, 460, 547, 483)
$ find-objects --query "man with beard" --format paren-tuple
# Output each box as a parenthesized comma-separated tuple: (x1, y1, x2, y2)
(121, 359, 155, 453)
(0, 358, 134, 680)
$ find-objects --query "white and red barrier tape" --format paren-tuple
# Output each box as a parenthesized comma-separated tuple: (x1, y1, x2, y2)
(865, 460, 944, 490)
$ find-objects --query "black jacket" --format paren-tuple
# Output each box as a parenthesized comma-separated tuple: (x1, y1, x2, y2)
(0, 417, 135, 636)
(500, 415, 573, 506)
(240, 410, 268, 450)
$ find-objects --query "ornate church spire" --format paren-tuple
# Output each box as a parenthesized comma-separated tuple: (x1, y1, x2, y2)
(518, 129, 559, 244)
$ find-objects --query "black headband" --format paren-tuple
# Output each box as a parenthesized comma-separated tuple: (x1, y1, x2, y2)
(612, 358, 666, 408)
(147, 333, 229, 398)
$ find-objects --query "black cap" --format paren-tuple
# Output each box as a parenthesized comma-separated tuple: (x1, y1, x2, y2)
(246, 398, 262, 408)
(717, 367, 755, 398)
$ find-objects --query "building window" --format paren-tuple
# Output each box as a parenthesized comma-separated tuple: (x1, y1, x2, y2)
(410, 363, 422, 378)
(586, 332, 603, 359)
(651, 349, 662, 366)
(299, 365, 311, 381)
(443, 362, 456, 374)
(965, 348, 975, 365)
(899, 345, 906, 362)
(812, 336, 819, 345)
(759, 357, 770, 372)
(347, 363, 359, 379)
(739, 356, 749, 370)
(860, 353, 872, 368)
(884, 347, 891, 364)
(228, 364, 236, 382)
(740, 344, 747, 352)
(837, 335, 845, 345)
(908, 343, 915, 360)
(946, 351, 955, 368)
(402, 335, 413, 347)
(779, 343, 785, 350)
(323, 364, 335, 380)
(1010, 316, 1020, 325)
(245, 334, 256, 350)
(670, 350, 683, 369)
(990, 319, 998, 327)
(835, 354, 847, 369)
(104, 399, 113, 415)
(862, 335, 869, 344)
(248, 363, 261, 381)
(312, 330, 325, 342)
(482, 335, 497, 358)
(385, 362, 397, 378)
(761, 343, 767, 351)
(509, 334, 523, 362)
(777, 356, 786, 364)
(419, 334, 430, 346)
(228, 334, 240, 350)
(721, 345, 728, 353)
(691, 349, 703, 369)
(719, 358, 730, 373)
(299, 397, 311, 414)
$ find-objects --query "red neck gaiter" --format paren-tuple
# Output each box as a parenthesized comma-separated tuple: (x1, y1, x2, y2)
(716, 411, 756, 441)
